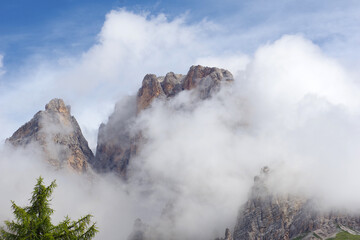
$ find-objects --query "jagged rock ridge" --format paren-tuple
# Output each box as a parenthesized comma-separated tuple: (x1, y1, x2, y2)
(137, 65, 233, 112)
(7, 98, 94, 173)
(91, 65, 234, 177)
(232, 167, 360, 240)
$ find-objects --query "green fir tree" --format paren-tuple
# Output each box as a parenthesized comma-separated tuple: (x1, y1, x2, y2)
(0, 177, 98, 240)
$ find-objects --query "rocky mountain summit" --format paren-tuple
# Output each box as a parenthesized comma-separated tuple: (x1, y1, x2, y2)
(7, 98, 94, 173)
(137, 65, 233, 112)
(91, 65, 234, 177)
(231, 167, 360, 240)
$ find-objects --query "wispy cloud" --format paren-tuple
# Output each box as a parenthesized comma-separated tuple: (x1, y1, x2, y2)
(201, 0, 360, 67)
(0, 55, 5, 77)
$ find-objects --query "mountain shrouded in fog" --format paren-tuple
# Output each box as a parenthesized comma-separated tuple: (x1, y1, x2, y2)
(93, 65, 233, 178)
(1, 1, 360, 240)
(7, 98, 94, 173)
(4, 63, 360, 239)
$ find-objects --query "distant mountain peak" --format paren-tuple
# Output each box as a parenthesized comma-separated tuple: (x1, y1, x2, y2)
(7, 98, 94, 173)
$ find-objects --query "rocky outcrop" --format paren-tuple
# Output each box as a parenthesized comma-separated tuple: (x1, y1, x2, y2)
(7, 98, 94, 173)
(232, 167, 360, 240)
(92, 65, 234, 177)
(183, 65, 233, 99)
(215, 228, 233, 240)
(137, 74, 166, 113)
(137, 65, 233, 112)
(90, 96, 138, 178)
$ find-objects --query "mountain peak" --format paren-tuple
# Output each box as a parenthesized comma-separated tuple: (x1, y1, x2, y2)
(93, 65, 234, 178)
(45, 98, 70, 114)
(183, 65, 233, 90)
(7, 98, 94, 173)
(136, 65, 233, 112)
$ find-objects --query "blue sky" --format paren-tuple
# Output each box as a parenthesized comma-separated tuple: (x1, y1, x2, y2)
(0, 0, 115, 69)
(1, 0, 359, 71)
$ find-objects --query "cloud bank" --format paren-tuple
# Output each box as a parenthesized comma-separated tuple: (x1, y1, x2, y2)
(115, 35, 360, 239)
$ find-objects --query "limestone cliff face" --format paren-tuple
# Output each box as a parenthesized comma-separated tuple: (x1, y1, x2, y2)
(7, 98, 94, 173)
(183, 65, 233, 98)
(137, 74, 166, 113)
(137, 65, 233, 112)
(232, 167, 360, 240)
(90, 96, 138, 177)
(92, 65, 233, 177)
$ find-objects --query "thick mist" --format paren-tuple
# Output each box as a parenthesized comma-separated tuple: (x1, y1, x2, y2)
(113, 35, 360, 238)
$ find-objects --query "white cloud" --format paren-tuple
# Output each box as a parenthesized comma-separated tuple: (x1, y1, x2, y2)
(220, 1, 360, 68)
(251, 35, 358, 106)
(195, 54, 250, 77)
(240, 35, 360, 133)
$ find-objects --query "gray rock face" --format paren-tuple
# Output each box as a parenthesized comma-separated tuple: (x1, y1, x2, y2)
(137, 65, 233, 112)
(161, 72, 184, 97)
(127, 219, 147, 240)
(90, 96, 138, 178)
(232, 167, 360, 240)
(7, 98, 94, 173)
(92, 65, 234, 177)
(215, 228, 233, 240)
(183, 65, 233, 99)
